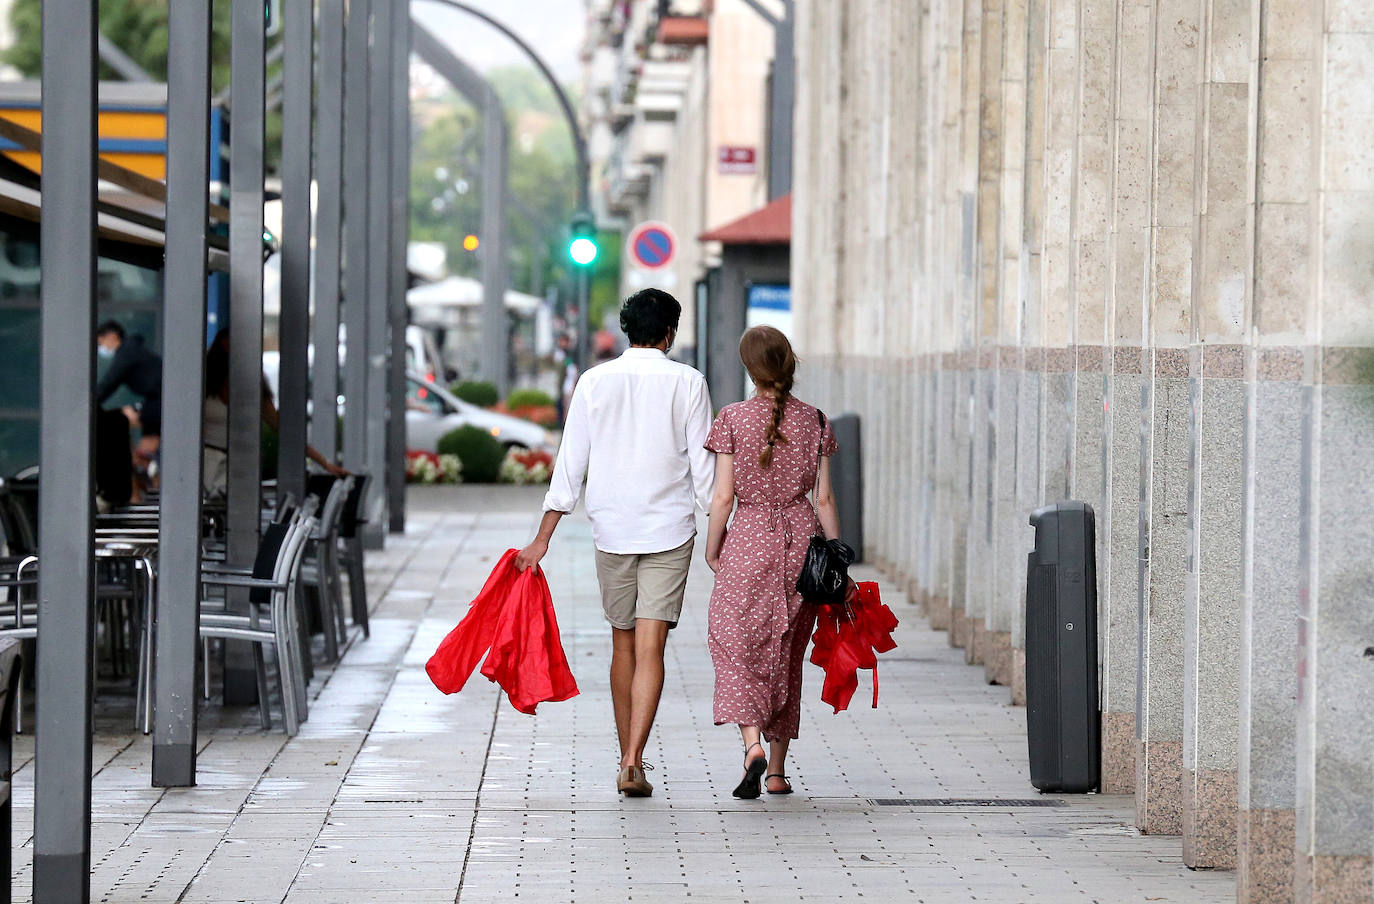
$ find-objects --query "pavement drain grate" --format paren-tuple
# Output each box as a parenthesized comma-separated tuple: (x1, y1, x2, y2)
(869, 798, 1068, 808)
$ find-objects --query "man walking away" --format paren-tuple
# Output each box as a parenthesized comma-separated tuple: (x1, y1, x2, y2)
(515, 289, 715, 798)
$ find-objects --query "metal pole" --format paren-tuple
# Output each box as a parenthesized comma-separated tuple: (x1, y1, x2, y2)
(363, 0, 393, 547)
(387, 0, 411, 533)
(476, 81, 510, 393)
(312, 0, 346, 462)
(278, 0, 315, 503)
(576, 266, 591, 374)
(152, 0, 212, 790)
(34, 0, 96, 896)
(342, 0, 372, 477)
(225, 0, 268, 704)
(410, 24, 511, 392)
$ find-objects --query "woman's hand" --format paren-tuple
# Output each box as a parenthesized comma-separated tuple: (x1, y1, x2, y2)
(705, 554, 720, 573)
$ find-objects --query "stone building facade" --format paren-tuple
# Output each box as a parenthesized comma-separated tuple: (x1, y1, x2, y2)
(789, 0, 1374, 901)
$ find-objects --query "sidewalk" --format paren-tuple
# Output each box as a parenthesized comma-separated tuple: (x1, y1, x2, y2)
(11, 486, 1235, 902)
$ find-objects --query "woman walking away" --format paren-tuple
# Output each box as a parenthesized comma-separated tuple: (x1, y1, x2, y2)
(703, 326, 843, 799)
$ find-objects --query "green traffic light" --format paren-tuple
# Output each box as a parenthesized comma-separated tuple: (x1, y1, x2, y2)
(568, 236, 598, 266)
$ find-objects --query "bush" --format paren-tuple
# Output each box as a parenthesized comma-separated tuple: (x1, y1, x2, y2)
(505, 388, 555, 409)
(451, 380, 499, 408)
(437, 425, 506, 483)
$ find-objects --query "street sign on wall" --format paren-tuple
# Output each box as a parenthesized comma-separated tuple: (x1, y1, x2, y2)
(718, 146, 757, 174)
(627, 221, 678, 271)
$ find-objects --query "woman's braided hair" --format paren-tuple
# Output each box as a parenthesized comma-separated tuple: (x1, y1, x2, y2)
(739, 325, 797, 468)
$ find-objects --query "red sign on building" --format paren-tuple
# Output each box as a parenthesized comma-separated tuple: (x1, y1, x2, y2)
(718, 146, 757, 174)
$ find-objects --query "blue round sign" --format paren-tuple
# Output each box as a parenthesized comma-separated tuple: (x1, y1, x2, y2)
(629, 222, 677, 270)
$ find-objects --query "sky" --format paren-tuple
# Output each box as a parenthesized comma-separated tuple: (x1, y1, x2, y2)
(410, 0, 588, 85)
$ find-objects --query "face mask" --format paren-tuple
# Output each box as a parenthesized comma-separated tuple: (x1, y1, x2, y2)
(97, 345, 115, 360)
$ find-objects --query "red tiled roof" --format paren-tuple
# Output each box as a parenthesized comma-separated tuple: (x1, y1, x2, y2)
(658, 16, 709, 45)
(698, 194, 791, 245)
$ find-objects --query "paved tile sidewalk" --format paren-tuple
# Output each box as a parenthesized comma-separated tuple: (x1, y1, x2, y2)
(10, 486, 1234, 902)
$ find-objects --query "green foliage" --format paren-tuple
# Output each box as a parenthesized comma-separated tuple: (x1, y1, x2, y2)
(410, 66, 580, 297)
(451, 380, 499, 408)
(505, 388, 554, 409)
(5, 0, 283, 170)
(437, 425, 505, 483)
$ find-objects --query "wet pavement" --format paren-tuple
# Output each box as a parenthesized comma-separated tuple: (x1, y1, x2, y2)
(10, 485, 1235, 902)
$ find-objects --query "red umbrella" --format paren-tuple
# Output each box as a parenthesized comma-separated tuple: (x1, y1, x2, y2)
(426, 549, 579, 714)
(809, 581, 899, 712)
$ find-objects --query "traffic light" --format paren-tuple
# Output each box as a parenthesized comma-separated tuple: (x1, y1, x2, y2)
(567, 211, 598, 266)
(462, 234, 480, 252)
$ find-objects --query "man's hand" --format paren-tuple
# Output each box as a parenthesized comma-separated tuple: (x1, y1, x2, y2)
(514, 538, 548, 572)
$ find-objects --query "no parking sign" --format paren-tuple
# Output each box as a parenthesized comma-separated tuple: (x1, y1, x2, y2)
(627, 221, 677, 271)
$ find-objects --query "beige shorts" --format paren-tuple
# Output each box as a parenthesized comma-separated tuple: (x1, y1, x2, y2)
(593, 538, 695, 631)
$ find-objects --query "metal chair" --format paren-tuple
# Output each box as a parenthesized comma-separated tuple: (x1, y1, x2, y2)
(0, 636, 20, 904)
(337, 473, 371, 638)
(199, 498, 317, 734)
(301, 475, 353, 662)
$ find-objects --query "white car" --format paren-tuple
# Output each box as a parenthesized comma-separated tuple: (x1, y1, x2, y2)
(405, 372, 557, 455)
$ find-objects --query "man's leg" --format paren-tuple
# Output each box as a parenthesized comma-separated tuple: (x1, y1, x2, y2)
(594, 549, 640, 763)
(620, 617, 670, 771)
(610, 627, 636, 759)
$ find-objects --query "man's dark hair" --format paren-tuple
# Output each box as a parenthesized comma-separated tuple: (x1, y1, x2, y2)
(619, 288, 681, 347)
(96, 320, 126, 341)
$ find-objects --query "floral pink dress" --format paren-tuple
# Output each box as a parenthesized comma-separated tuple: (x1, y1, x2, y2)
(705, 395, 838, 740)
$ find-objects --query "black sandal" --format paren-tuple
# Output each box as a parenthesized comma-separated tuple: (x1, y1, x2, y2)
(765, 773, 793, 795)
(732, 742, 767, 800)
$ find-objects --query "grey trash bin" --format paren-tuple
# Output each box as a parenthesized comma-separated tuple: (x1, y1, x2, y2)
(827, 413, 863, 563)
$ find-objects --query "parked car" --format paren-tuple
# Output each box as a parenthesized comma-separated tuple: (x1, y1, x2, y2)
(405, 372, 557, 455)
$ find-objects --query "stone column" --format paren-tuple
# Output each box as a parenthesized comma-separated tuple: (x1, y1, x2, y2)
(1235, 3, 1309, 895)
(1180, 0, 1249, 870)
(1294, 3, 1374, 898)
(1135, 0, 1200, 836)
(949, 0, 984, 654)
(1039, 0, 1079, 505)
(1101, 0, 1150, 796)
(1069, 0, 1114, 740)
(985, 0, 1027, 690)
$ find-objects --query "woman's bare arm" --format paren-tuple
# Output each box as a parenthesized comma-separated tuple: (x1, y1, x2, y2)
(814, 455, 842, 541)
(704, 453, 736, 571)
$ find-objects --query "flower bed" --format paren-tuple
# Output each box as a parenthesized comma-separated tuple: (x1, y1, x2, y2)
(499, 448, 554, 484)
(405, 450, 463, 484)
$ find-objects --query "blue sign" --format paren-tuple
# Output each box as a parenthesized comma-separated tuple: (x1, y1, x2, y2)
(747, 284, 791, 311)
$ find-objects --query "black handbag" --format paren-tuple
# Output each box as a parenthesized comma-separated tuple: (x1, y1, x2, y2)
(795, 410, 855, 605)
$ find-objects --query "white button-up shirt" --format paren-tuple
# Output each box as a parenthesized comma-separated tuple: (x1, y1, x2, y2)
(543, 347, 716, 554)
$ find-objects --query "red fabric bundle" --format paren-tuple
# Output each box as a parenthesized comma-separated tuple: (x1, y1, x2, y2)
(426, 549, 579, 714)
(808, 581, 899, 712)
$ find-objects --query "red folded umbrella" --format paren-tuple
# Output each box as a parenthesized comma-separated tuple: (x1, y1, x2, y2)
(809, 581, 899, 713)
(426, 549, 579, 714)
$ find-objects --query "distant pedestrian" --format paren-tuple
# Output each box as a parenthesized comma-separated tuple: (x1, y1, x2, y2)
(703, 325, 848, 799)
(96, 320, 162, 462)
(555, 332, 578, 426)
(515, 289, 716, 798)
